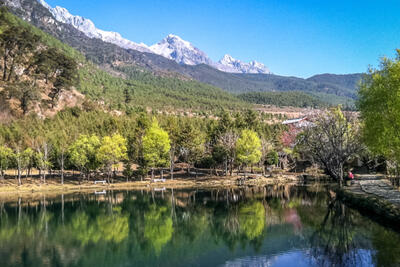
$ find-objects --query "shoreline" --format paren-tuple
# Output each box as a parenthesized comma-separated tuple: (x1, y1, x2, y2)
(336, 175, 400, 231)
(0, 173, 303, 200)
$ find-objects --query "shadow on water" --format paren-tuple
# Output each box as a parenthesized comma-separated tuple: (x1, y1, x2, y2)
(0, 183, 399, 266)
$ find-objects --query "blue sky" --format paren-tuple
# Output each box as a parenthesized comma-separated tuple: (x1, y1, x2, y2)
(45, 0, 400, 78)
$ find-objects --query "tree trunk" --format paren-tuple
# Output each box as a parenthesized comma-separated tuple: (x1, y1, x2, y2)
(151, 168, 154, 180)
(339, 162, 344, 188)
(61, 154, 64, 185)
(161, 169, 164, 180)
(170, 161, 174, 180)
(2, 52, 8, 81)
(17, 165, 21, 186)
(7, 59, 14, 82)
(224, 158, 228, 176)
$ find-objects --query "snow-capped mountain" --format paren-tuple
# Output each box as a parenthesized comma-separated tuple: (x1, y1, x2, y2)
(37, 0, 270, 73)
(149, 34, 213, 66)
(217, 54, 270, 74)
(37, 0, 151, 52)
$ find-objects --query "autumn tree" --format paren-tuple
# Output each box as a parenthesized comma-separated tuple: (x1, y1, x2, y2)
(142, 118, 170, 179)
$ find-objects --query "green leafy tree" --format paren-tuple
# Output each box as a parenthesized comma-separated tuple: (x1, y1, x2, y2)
(49, 125, 75, 185)
(97, 134, 128, 183)
(143, 204, 174, 255)
(142, 118, 171, 179)
(0, 146, 13, 179)
(177, 121, 205, 175)
(5, 81, 40, 115)
(33, 136, 51, 183)
(238, 201, 266, 240)
(266, 151, 279, 167)
(69, 135, 101, 181)
(13, 148, 33, 186)
(164, 116, 180, 179)
(128, 113, 150, 180)
(0, 25, 41, 81)
(236, 129, 262, 176)
(358, 50, 400, 175)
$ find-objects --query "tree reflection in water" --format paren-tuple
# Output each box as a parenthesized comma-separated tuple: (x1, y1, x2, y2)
(308, 200, 361, 267)
(0, 185, 398, 267)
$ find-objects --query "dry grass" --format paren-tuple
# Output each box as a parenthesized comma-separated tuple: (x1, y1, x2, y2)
(0, 172, 301, 201)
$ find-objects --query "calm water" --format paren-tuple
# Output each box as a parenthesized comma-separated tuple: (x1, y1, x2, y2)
(0, 184, 399, 267)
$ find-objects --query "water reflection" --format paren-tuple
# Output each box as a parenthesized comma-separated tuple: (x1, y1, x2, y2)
(0, 184, 399, 266)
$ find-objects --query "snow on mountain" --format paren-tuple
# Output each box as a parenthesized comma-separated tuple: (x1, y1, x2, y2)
(149, 34, 213, 66)
(37, 0, 270, 73)
(37, 0, 151, 52)
(217, 54, 270, 74)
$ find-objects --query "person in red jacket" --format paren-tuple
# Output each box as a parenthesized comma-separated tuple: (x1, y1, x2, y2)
(348, 171, 354, 180)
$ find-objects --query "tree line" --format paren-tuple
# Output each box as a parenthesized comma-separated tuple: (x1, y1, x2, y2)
(0, 108, 286, 185)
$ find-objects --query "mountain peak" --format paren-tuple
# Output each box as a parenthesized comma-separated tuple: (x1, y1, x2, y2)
(221, 54, 235, 62)
(166, 33, 180, 39)
(36, 0, 270, 73)
(149, 34, 212, 66)
(37, 0, 150, 52)
(217, 54, 270, 74)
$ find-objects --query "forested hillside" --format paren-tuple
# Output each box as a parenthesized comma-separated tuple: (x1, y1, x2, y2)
(0, 6, 247, 118)
(238, 91, 328, 108)
(1, 0, 362, 106)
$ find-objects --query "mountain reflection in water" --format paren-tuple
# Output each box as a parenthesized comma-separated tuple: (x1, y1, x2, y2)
(0, 184, 399, 267)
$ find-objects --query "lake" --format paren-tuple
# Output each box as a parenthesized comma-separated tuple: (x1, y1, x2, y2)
(0, 184, 399, 267)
